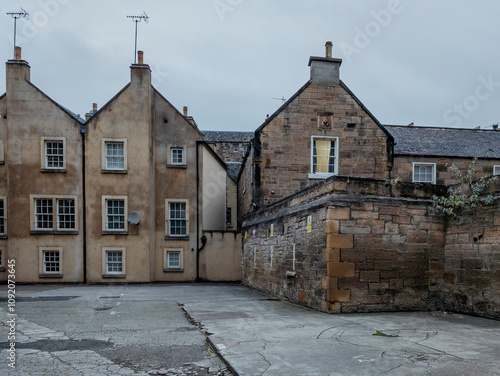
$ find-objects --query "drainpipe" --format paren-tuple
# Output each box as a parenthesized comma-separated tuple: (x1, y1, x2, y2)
(80, 122, 87, 284)
(196, 141, 200, 281)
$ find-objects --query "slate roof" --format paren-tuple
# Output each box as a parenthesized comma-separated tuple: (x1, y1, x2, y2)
(385, 125, 500, 159)
(203, 131, 254, 143)
(226, 162, 242, 183)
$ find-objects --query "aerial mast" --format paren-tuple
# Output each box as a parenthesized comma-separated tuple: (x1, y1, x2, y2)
(127, 12, 149, 63)
(6, 8, 29, 59)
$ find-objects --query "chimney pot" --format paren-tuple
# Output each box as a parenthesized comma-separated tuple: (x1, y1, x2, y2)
(408, 122, 414, 127)
(325, 41, 333, 58)
(138, 50, 144, 64)
(15, 46, 22, 60)
(183, 106, 188, 116)
(92, 103, 97, 111)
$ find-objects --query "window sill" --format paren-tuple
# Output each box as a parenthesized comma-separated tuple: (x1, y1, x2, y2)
(0, 234, 7, 239)
(41, 168, 66, 173)
(30, 231, 78, 235)
(102, 274, 126, 279)
(165, 236, 189, 241)
(163, 268, 184, 273)
(39, 273, 63, 278)
(102, 231, 128, 236)
(102, 169, 127, 174)
(167, 164, 187, 169)
(308, 173, 335, 179)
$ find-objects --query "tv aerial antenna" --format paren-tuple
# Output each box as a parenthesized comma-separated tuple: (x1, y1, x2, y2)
(127, 12, 149, 63)
(272, 96, 286, 104)
(6, 8, 29, 59)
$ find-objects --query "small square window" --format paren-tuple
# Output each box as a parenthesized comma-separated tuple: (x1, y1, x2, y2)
(106, 251, 123, 274)
(41, 137, 66, 171)
(413, 163, 436, 184)
(494, 165, 500, 176)
(171, 148, 184, 165)
(167, 251, 181, 268)
(233, 144, 239, 153)
(43, 251, 60, 273)
(164, 248, 183, 271)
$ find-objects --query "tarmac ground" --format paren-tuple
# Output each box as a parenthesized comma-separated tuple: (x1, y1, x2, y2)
(1, 284, 499, 376)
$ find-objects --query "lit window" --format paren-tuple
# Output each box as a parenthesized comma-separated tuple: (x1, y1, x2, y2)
(106, 251, 123, 274)
(0, 198, 5, 235)
(106, 200, 125, 230)
(233, 144, 239, 153)
(105, 142, 125, 170)
(41, 137, 66, 171)
(310, 137, 338, 178)
(171, 148, 184, 165)
(43, 251, 60, 274)
(45, 141, 64, 169)
(413, 163, 436, 184)
(32, 197, 76, 232)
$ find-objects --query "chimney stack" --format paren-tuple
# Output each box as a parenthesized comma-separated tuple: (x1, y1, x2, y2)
(325, 41, 333, 58)
(492, 124, 498, 130)
(309, 41, 342, 85)
(15, 46, 22, 60)
(408, 122, 414, 127)
(92, 103, 97, 112)
(138, 50, 144, 64)
(183, 106, 188, 116)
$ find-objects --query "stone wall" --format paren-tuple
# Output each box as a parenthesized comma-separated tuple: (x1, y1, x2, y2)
(242, 177, 446, 313)
(443, 201, 500, 319)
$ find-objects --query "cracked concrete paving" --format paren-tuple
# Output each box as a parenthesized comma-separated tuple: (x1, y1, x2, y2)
(1, 284, 499, 375)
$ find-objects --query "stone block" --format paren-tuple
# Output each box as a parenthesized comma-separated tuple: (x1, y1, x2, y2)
(327, 289, 351, 303)
(322, 276, 338, 290)
(327, 262, 355, 277)
(351, 210, 379, 219)
(407, 229, 427, 243)
(360, 270, 380, 282)
(326, 234, 354, 249)
(322, 248, 340, 263)
(323, 219, 340, 234)
(327, 207, 350, 220)
(379, 206, 400, 216)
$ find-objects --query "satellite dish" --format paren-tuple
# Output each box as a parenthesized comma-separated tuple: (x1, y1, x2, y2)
(127, 212, 140, 225)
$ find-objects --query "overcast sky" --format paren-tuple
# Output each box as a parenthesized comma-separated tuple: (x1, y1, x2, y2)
(1, 0, 500, 131)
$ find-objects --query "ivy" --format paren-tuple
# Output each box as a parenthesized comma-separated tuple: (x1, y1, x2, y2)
(432, 158, 498, 221)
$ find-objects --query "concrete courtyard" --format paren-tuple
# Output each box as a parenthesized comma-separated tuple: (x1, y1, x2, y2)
(1, 284, 499, 375)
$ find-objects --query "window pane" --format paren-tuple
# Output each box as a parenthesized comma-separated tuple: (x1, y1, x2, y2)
(57, 199, 75, 230)
(35, 199, 53, 229)
(106, 200, 125, 230)
(0, 200, 4, 234)
(168, 251, 181, 268)
(414, 165, 434, 183)
(171, 148, 184, 164)
(106, 251, 123, 273)
(45, 141, 64, 168)
(169, 202, 187, 236)
(43, 251, 60, 273)
(312, 139, 335, 174)
(105, 142, 125, 169)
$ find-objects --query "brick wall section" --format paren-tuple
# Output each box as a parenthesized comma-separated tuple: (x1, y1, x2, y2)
(242, 177, 446, 313)
(392, 156, 500, 185)
(444, 202, 500, 319)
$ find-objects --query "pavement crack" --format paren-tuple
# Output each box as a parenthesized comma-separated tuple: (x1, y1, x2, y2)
(257, 351, 272, 375)
(316, 326, 341, 339)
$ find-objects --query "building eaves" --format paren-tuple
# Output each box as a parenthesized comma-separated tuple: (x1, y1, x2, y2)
(384, 125, 500, 159)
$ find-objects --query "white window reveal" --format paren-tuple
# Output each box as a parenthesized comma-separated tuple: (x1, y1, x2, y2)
(309, 137, 338, 179)
(494, 165, 500, 176)
(413, 163, 436, 184)
(171, 148, 184, 165)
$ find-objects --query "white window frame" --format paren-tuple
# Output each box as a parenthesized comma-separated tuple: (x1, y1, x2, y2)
(494, 165, 500, 176)
(0, 197, 6, 236)
(102, 138, 127, 171)
(412, 162, 436, 184)
(38, 247, 63, 276)
(165, 199, 189, 237)
(30, 195, 78, 232)
(170, 147, 185, 165)
(164, 248, 183, 271)
(308, 136, 339, 179)
(102, 247, 126, 276)
(102, 196, 128, 233)
(41, 137, 66, 170)
(233, 144, 239, 153)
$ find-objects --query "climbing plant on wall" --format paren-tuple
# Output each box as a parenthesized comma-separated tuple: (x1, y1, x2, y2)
(432, 158, 498, 221)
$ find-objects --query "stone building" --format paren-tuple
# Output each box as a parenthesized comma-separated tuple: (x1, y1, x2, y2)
(0, 48, 240, 283)
(203, 131, 253, 163)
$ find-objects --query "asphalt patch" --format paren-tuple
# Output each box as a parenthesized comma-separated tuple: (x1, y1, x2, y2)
(0, 338, 111, 351)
